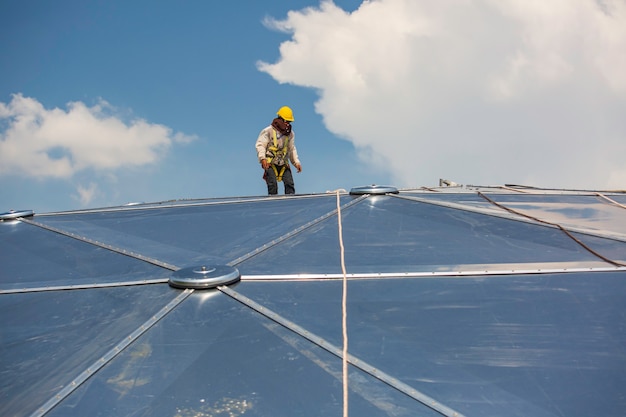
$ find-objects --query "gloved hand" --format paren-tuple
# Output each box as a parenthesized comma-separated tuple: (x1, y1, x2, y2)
(261, 159, 270, 169)
(295, 163, 302, 173)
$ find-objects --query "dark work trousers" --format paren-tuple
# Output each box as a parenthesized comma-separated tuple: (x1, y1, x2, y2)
(265, 165, 295, 195)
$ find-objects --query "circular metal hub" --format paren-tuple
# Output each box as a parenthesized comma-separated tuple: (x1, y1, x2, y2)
(349, 185, 399, 195)
(0, 210, 35, 221)
(169, 265, 240, 289)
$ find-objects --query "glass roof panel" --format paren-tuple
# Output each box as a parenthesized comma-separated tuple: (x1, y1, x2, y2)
(46, 289, 443, 417)
(0, 284, 179, 417)
(32, 195, 352, 268)
(0, 221, 169, 290)
(484, 195, 626, 237)
(234, 272, 626, 417)
(609, 194, 626, 204)
(238, 195, 618, 275)
(2, 188, 624, 417)
(570, 231, 626, 263)
(401, 191, 492, 204)
(400, 192, 626, 238)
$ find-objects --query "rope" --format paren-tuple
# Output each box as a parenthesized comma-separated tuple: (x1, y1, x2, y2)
(219, 284, 465, 416)
(477, 192, 626, 267)
(335, 189, 349, 417)
(227, 194, 368, 267)
(504, 184, 626, 193)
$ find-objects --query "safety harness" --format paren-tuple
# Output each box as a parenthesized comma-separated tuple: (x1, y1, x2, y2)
(266, 128, 289, 182)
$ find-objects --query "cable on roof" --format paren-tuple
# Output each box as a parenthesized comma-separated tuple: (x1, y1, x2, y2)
(500, 185, 530, 193)
(504, 184, 626, 193)
(477, 192, 626, 267)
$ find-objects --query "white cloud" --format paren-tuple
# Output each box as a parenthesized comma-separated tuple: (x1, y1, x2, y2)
(0, 94, 198, 179)
(73, 182, 99, 206)
(258, 0, 626, 189)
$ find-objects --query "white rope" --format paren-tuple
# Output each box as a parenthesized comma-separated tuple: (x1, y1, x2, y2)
(336, 190, 349, 417)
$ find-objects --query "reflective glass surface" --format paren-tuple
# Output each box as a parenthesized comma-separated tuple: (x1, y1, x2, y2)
(485, 194, 626, 236)
(2, 188, 625, 417)
(0, 285, 179, 417)
(0, 221, 169, 289)
(238, 196, 619, 274)
(46, 289, 442, 417)
(33, 195, 352, 268)
(402, 192, 626, 238)
(235, 273, 626, 417)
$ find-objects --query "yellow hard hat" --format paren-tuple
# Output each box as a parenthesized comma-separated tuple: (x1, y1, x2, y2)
(276, 106, 294, 122)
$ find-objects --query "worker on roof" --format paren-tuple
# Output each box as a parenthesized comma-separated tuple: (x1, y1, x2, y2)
(255, 106, 302, 195)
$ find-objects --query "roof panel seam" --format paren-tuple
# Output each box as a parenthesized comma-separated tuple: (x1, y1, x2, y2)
(391, 193, 626, 243)
(30, 288, 194, 417)
(227, 194, 369, 267)
(477, 192, 626, 267)
(596, 192, 626, 209)
(218, 285, 465, 417)
(0, 279, 170, 294)
(237, 266, 626, 281)
(18, 218, 180, 271)
(36, 193, 339, 217)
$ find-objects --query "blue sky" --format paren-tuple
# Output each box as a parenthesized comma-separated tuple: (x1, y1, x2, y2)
(2, 0, 626, 213)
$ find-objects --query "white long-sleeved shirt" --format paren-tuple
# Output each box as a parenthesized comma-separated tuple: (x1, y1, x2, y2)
(255, 125, 300, 166)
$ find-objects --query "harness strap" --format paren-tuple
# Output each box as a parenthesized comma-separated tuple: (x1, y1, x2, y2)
(271, 164, 287, 182)
(266, 128, 289, 182)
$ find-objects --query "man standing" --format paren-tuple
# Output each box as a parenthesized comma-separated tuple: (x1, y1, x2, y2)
(255, 106, 302, 195)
